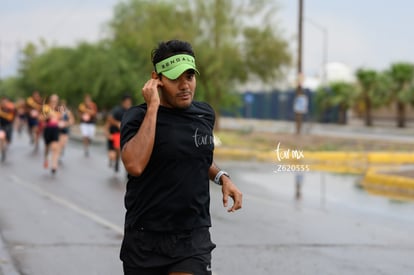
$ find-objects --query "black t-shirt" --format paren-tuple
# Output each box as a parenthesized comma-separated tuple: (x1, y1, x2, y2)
(109, 105, 127, 134)
(120, 101, 215, 232)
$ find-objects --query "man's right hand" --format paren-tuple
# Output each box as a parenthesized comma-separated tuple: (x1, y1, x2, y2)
(123, 78, 161, 177)
(142, 79, 161, 108)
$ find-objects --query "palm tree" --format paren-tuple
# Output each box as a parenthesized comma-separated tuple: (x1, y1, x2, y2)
(387, 63, 414, 128)
(315, 81, 358, 124)
(329, 82, 358, 124)
(355, 69, 392, 126)
(356, 69, 377, 126)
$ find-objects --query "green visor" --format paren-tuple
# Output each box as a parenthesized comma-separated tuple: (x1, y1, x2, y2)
(155, 54, 199, 80)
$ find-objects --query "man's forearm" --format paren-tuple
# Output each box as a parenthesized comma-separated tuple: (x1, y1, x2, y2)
(107, 116, 121, 129)
(121, 106, 158, 176)
(208, 162, 221, 182)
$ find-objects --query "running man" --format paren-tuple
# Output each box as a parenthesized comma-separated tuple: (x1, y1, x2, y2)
(14, 98, 27, 136)
(78, 94, 98, 157)
(26, 91, 43, 151)
(58, 99, 75, 163)
(105, 94, 132, 172)
(120, 40, 243, 275)
(40, 94, 61, 174)
(0, 97, 16, 162)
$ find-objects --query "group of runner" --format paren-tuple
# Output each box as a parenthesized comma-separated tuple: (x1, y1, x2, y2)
(0, 91, 131, 175)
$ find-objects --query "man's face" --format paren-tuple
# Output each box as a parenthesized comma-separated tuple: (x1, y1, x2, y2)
(85, 95, 92, 104)
(49, 95, 59, 107)
(33, 92, 41, 101)
(122, 98, 132, 109)
(159, 70, 196, 109)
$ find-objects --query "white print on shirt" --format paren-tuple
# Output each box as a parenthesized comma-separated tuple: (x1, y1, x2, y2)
(192, 128, 214, 148)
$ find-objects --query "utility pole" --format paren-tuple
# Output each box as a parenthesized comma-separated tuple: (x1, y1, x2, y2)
(294, 0, 304, 134)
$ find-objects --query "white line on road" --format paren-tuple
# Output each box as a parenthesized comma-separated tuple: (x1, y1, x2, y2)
(9, 174, 124, 235)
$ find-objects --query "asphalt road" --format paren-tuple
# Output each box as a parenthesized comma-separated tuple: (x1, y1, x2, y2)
(1, 133, 414, 275)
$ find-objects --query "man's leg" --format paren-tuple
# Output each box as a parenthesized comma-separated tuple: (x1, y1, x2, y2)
(50, 140, 60, 173)
(83, 136, 89, 157)
(34, 123, 41, 152)
(80, 123, 90, 157)
(0, 130, 6, 162)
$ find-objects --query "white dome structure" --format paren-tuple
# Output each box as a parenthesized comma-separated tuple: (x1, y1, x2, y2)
(324, 62, 355, 83)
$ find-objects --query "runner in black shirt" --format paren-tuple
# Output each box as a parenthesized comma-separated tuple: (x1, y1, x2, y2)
(120, 40, 242, 275)
(105, 94, 132, 172)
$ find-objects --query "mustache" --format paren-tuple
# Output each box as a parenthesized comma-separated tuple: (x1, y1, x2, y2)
(177, 91, 192, 96)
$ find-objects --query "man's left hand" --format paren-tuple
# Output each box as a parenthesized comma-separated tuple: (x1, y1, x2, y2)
(221, 177, 243, 212)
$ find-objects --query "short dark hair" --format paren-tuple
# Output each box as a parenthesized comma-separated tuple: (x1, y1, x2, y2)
(122, 94, 132, 102)
(151, 40, 195, 69)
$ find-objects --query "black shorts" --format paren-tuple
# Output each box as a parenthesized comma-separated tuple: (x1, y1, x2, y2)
(59, 127, 70, 135)
(28, 117, 38, 128)
(120, 227, 215, 275)
(43, 126, 59, 145)
(123, 253, 212, 275)
(107, 138, 115, 151)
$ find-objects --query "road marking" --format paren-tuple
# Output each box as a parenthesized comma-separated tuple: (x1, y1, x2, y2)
(9, 175, 124, 235)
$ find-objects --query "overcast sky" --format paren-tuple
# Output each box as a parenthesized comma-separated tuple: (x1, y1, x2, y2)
(0, 0, 412, 79)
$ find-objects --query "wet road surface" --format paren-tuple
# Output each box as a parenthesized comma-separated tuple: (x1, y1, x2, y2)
(0, 133, 414, 274)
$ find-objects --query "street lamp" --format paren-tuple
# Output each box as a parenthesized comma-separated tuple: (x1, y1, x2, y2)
(305, 17, 328, 85)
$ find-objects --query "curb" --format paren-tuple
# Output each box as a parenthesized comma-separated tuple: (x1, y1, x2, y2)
(362, 171, 414, 190)
(304, 152, 414, 164)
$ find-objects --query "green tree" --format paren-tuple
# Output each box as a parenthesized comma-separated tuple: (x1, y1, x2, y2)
(316, 82, 357, 124)
(17, 41, 141, 109)
(0, 77, 25, 100)
(108, 0, 291, 128)
(16, 0, 291, 121)
(355, 69, 376, 126)
(18, 42, 41, 96)
(387, 62, 414, 128)
(355, 69, 391, 126)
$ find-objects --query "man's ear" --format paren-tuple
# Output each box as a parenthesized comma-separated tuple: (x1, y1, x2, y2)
(151, 71, 159, 79)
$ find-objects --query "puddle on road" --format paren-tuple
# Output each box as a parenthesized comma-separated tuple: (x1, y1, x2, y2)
(234, 161, 414, 225)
